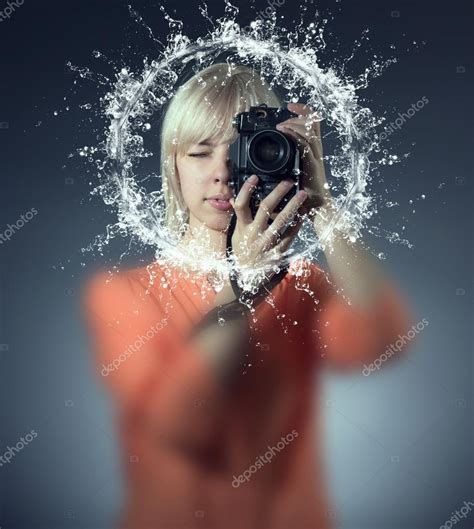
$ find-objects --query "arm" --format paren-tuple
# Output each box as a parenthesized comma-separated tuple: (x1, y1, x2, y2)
(81, 271, 228, 453)
(301, 240, 415, 371)
(82, 269, 272, 455)
(313, 200, 392, 308)
(188, 174, 308, 388)
(82, 179, 306, 453)
(273, 102, 416, 370)
(187, 280, 251, 388)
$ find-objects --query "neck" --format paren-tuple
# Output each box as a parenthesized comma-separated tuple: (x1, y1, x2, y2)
(180, 218, 228, 260)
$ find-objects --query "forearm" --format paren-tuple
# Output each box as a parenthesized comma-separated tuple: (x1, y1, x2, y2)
(146, 283, 250, 454)
(313, 201, 387, 307)
(190, 281, 251, 389)
(153, 283, 254, 455)
(312, 207, 415, 371)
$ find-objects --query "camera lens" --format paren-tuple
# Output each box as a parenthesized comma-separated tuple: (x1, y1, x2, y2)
(248, 131, 291, 173)
(256, 137, 280, 164)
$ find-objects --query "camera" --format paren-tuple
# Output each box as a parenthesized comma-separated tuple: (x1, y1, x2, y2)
(229, 104, 302, 219)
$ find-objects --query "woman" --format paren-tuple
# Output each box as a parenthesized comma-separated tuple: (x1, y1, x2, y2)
(83, 63, 413, 529)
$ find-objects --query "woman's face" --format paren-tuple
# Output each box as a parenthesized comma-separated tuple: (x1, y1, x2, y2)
(176, 139, 235, 232)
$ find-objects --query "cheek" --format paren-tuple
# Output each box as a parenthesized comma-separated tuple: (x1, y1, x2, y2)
(176, 160, 205, 204)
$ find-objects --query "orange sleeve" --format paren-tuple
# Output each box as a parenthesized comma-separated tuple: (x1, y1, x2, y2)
(81, 270, 224, 449)
(81, 270, 165, 404)
(301, 261, 415, 372)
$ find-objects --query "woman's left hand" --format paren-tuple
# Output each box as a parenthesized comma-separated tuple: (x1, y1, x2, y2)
(276, 102, 332, 219)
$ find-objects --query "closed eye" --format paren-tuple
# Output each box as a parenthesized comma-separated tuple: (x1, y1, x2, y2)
(188, 153, 210, 158)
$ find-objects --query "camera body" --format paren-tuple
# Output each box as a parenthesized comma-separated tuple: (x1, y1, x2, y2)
(229, 104, 302, 218)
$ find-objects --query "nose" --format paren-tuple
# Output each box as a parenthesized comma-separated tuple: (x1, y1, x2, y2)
(212, 146, 232, 184)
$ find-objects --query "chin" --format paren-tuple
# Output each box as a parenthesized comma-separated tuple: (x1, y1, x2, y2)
(195, 209, 231, 232)
(189, 203, 233, 232)
(204, 215, 231, 232)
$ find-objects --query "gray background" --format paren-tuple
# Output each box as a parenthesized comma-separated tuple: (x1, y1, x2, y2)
(0, 0, 472, 527)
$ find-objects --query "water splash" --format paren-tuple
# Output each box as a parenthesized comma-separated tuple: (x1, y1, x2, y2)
(70, 1, 411, 297)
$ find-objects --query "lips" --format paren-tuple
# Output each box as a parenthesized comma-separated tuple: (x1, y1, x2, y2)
(206, 198, 233, 212)
(207, 194, 232, 201)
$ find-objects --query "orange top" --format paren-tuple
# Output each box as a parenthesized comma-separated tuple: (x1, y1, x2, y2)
(82, 258, 412, 529)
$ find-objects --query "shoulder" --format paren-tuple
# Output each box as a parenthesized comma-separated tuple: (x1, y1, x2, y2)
(82, 265, 171, 404)
(82, 268, 133, 313)
(81, 262, 168, 320)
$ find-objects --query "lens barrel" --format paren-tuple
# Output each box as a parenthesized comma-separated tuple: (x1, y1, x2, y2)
(247, 130, 291, 173)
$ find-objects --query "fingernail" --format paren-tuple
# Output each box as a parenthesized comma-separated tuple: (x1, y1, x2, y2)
(248, 174, 258, 183)
(298, 190, 308, 200)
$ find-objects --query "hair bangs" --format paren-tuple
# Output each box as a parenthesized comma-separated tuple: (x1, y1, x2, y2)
(160, 62, 283, 236)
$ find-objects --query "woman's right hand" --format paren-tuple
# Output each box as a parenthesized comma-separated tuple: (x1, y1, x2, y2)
(228, 174, 308, 273)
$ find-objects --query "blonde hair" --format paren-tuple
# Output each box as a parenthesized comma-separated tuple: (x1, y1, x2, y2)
(160, 62, 282, 238)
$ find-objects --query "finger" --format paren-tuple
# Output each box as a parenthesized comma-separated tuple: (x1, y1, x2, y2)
(287, 102, 322, 125)
(231, 174, 259, 225)
(278, 110, 322, 137)
(253, 179, 296, 229)
(287, 102, 312, 116)
(278, 123, 321, 144)
(259, 191, 308, 251)
(275, 215, 304, 254)
(258, 214, 304, 267)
